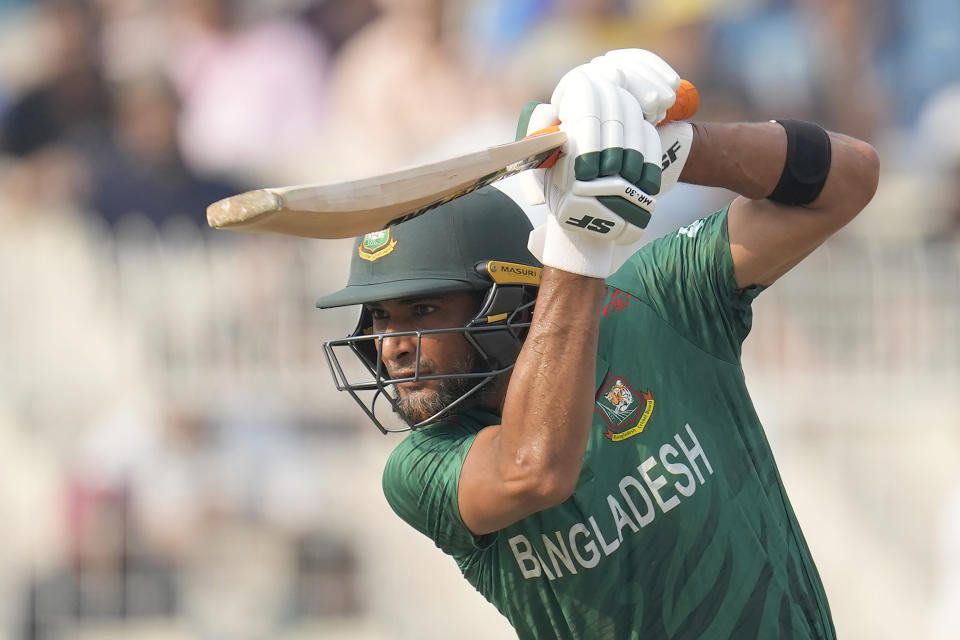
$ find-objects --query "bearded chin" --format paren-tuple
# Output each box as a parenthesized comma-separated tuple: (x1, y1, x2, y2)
(394, 352, 501, 426)
(395, 375, 479, 426)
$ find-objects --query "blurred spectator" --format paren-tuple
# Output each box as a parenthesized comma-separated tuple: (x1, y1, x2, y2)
(14, 479, 179, 640)
(131, 406, 214, 562)
(87, 73, 241, 229)
(883, 0, 960, 125)
(323, 0, 523, 174)
(460, 0, 555, 68)
(0, 0, 110, 159)
(167, 0, 332, 184)
(0, 0, 111, 218)
(292, 531, 361, 618)
(915, 83, 960, 242)
(483, 0, 726, 102)
(799, 0, 890, 140)
(304, 0, 380, 55)
(711, 0, 888, 139)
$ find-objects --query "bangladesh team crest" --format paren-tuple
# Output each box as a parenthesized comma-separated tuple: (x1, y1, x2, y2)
(595, 376, 655, 442)
(358, 229, 397, 261)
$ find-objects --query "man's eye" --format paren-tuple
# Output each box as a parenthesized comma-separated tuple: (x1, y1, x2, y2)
(413, 304, 436, 317)
(369, 308, 388, 321)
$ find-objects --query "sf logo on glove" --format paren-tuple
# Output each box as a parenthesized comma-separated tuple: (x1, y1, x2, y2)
(565, 214, 617, 234)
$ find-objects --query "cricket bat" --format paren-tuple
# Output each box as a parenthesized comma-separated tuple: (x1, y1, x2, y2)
(207, 81, 699, 240)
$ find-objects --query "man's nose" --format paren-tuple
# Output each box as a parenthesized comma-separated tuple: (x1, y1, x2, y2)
(378, 326, 420, 366)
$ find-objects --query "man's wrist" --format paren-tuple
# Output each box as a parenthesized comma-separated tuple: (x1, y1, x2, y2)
(668, 121, 788, 199)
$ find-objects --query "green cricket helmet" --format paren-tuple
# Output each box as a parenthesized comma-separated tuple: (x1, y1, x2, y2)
(318, 186, 542, 433)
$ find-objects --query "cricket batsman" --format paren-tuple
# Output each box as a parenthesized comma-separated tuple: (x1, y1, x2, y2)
(318, 50, 879, 638)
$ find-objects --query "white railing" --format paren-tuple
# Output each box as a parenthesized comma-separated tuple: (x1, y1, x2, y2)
(108, 219, 960, 402)
(5, 213, 957, 425)
(745, 236, 960, 383)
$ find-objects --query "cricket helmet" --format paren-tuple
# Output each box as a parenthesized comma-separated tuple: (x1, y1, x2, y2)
(318, 186, 541, 433)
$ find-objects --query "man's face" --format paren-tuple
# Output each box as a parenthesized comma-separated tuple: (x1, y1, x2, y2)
(366, 290, 481, 424)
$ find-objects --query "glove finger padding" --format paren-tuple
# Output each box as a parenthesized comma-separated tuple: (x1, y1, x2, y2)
(590, 49, 682, 125)
(551, 67, 608, 180)
(617, 94, 662, 195)
(596, 49, 681, 94)
(521, 56, 667, 278)
(550, 68, 663, 187)
(514, 104, 682, 206)
(597, 83, 627, 178)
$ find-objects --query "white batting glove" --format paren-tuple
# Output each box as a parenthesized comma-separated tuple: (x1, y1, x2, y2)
(588, 49, 692, 195)
(520, 49, 693, 208)
(519, 66, 663, 278)
(521, 120, 694, 212)
(588, 49, 682, 125)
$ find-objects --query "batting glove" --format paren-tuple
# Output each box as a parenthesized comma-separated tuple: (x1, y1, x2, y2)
(519, 49, 695, 221)
(589, 49, 693, 194)
(518, 66, 662, 278)
(588, 49, 682, 125)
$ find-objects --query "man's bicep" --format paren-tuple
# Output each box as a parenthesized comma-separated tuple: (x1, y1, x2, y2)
(726, 195, 846, 289)
(458, 424, 550, 536)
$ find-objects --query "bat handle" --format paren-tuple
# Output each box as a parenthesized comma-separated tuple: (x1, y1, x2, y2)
(661, 79, 700, 126)
(526, 79, 700, 168)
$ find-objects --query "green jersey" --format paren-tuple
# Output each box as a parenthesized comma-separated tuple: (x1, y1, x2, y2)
(382, 208, 836, 639)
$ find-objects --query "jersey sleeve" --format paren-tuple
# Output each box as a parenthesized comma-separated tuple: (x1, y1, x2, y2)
(382, 425, 494, 557)
(607, 205, 766, 363)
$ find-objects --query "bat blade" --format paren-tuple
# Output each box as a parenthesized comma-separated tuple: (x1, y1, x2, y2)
(206, 130, 567, 240)
(207, 79, 700, 240)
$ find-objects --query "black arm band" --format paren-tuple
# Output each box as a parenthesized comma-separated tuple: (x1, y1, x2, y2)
(768, 119, 832, 206)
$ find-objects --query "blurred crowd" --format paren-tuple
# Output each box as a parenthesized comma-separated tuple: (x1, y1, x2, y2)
(1, 0, 959, 638)
(3, 0, 960, 233)
(2, 0, 960, 234)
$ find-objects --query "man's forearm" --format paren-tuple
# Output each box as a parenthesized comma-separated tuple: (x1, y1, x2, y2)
(497, 268, 606, 503)
(680, 122, 786, 199)
(679, 121, 878, 213)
